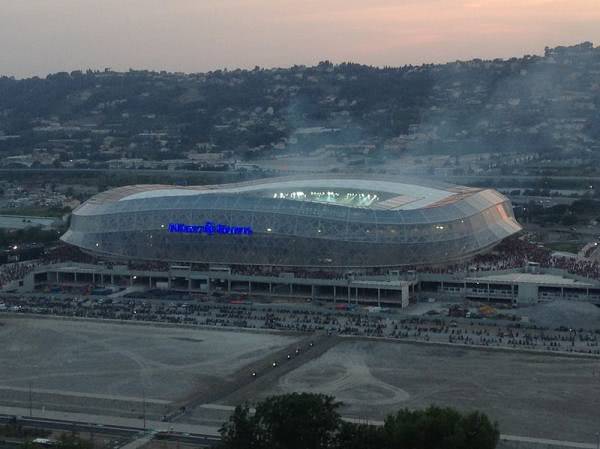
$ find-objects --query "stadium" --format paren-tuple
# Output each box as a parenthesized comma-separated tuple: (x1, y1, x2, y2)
(60, 176, 522, 268)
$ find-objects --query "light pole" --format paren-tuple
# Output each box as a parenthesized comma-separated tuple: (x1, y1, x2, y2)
(142, 388, 146, 431)
(28, 381, 32, 417)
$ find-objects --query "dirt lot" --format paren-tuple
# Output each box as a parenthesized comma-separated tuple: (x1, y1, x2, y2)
(2, 315, 599, 444)
(253, 339, 600, 443)
(0, 316, 299, 417)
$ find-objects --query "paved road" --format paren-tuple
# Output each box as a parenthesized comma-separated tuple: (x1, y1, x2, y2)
(0, 407, 220, 446)
(1, 405, 598, 449)
(166, 334, 329, 422)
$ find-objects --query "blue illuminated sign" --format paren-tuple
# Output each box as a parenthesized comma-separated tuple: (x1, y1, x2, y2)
(168, 222, 253, 235)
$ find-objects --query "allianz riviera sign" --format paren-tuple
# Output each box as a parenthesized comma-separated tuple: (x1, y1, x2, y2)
(168, 222, 253, 235)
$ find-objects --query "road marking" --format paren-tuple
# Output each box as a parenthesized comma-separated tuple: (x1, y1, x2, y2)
(500, 434, 597, 449)
(0, 385, 170, 404)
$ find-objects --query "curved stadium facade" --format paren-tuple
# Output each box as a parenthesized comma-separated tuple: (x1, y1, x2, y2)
(61, 176, 522, 268)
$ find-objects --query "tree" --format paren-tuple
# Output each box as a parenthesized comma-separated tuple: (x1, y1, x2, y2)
(254, 393, 340, 449)
(55, 433, 93, 449)
(460, 411, 500, 449)
(220, 393, 341, 449)
(383, 406, 499, 449)
(334, 421, 385, 449)
(21, 433, 92, 449)
(561, 213, 577, 226)
(220, 395, 499, 449)
(220, 404, 259, 449)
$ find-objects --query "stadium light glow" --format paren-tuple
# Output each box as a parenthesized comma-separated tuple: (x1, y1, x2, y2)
(272, 190, 380, 207)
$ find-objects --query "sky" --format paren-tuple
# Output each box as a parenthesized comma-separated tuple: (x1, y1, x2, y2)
(1, 0, 599, 78)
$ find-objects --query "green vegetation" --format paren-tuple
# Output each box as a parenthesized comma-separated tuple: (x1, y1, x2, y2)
(53, 433, 93, 449)
(515, 199, 600, 226)
(21, 433, 93, 449)
(383, 407, 499, 449)
(0, 421, 49, 439)
(220, 394, 341, 449)
(0, 43, 598, 166)
(545, 242, 582, 253)
(0, 170, 258, 192)
(0, 227, 64, 248)
(219, 393, 499, 449)
(0, 207, 70, 218)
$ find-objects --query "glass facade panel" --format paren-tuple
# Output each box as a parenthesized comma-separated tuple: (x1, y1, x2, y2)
(63, 179, 522, 268)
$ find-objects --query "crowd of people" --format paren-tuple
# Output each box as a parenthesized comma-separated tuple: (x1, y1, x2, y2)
(406, 236, 600, 282)
(412, 237, 550, 274)
(546, 256, 600, 280)
(6, 236, 600, 284)
(39, 244, 95, 264)
(112, 237, 600, 283)
(0, 262, 39, 289)
(231, 265, 350, 280)
(1, 294, 598, 356)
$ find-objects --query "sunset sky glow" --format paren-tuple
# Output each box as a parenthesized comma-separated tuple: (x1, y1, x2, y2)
(1, 0, 599, 77)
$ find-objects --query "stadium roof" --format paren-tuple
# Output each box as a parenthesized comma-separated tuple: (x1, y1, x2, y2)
(65, 175, 522, 267)
(90, 176, 482, 211)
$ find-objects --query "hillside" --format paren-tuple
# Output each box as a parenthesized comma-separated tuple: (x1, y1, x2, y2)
(0, 42, 599, 170)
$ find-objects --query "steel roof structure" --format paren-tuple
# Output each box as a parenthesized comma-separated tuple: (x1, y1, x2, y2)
(62, 176, 522, 268)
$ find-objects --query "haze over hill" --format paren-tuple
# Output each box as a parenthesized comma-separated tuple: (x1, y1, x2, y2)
(0, 42, 599, 174)
(3, 0, 600, 78)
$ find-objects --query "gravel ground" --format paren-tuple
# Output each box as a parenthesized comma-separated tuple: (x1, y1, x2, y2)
(0, 316, 299, 416)
(2, 314, 599, 444)
(513, 300, 600, 329)
(257, 339, 600, 443)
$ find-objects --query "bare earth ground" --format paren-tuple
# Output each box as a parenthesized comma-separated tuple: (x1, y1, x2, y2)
(1, 316, 600, 444)
(511, 300, 600, 329)
(0, 316, 300, 417)
(250, 339, 600, 443)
